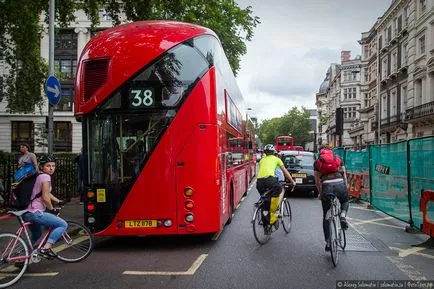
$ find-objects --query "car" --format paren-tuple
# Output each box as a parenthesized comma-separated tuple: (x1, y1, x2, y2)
(279, 150, 318, 198)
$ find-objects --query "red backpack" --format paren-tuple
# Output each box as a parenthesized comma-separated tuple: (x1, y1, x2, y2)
(317, 149, 341, 175)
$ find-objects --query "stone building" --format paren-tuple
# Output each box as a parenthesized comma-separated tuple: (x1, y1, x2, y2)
(0, 9, 122, 153)
(317, 0, 434, 147)
(316, 52, 362, 148)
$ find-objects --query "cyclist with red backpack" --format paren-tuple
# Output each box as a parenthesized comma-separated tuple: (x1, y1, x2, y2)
(314, 146, 349, 252)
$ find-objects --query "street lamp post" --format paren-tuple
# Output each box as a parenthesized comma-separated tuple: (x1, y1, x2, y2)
(47, 0, 55, 153)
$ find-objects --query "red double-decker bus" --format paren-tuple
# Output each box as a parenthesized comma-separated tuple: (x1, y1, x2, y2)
(74, 21, 255, 236)
(275, 135, 294, 152)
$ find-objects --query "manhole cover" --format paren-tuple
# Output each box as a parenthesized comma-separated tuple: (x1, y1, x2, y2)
(344, 229, 378, 252)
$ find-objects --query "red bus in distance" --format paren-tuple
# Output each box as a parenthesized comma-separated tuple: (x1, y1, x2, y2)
(74, 21, 255, 236)
(275, 135, 294, 152)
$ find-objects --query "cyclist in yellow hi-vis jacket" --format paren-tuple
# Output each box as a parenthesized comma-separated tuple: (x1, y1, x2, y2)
(256, 144, 296, 230)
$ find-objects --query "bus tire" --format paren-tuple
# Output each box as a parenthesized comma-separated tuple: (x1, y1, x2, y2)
(226, 185, 234, 225)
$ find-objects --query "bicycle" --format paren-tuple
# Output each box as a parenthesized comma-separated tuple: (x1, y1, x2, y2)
(325, 194, 346, 267)
(0, 207, 94, 288)
(252, 182, 293, 245)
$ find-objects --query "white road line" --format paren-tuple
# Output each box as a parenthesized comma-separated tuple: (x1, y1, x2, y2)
(390, 247, 434, 260)
(348, 216, 403, 229)
(0, 272, 59, 279)
(122, 254, 208, 276)
(386, 256, 427, 281)
(351, 216, 394, 224)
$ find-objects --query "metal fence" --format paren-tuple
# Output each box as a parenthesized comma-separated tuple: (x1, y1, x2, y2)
(0, 154, 79, 207)
(333, 136, 434, 230)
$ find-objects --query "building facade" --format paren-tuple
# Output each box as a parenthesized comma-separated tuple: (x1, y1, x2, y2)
(0, 9, 121, 153)
(317, 0, 434, 147)
(316, 52, 362, 148)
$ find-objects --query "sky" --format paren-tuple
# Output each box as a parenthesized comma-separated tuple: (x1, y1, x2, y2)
(235, 0, 393, 122)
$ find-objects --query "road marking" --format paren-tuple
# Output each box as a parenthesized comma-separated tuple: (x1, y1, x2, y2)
(53, 235, 89, 253)
(390, 247, 434, 260)
(386, 256, 427, 280)
(348, 216, 403, 229)
(123, 254, 208, 276)
(351, 216, 394, 225)
(0, 272, 59, 279)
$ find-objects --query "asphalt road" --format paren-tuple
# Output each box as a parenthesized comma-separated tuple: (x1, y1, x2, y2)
(8, 181, 434, 289)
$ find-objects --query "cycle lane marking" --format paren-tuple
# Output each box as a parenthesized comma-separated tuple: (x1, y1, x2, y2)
(122, 254, 208, 276)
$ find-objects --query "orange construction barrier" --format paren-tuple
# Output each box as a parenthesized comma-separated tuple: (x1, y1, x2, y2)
(420, 190, 434, 237)
(347, 173, 363, 200)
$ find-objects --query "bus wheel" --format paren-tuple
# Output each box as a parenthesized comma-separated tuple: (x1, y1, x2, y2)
(226, 186, 235, 225)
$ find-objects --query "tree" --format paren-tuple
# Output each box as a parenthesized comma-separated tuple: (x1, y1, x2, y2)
(257, 107, 312, 147)
(0, 0, 259, 113)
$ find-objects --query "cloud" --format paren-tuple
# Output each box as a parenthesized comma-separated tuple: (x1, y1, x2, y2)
(235, 0, 392, 121)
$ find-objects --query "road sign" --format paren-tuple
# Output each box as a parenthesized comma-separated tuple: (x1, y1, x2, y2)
(45, 75, 62, 105)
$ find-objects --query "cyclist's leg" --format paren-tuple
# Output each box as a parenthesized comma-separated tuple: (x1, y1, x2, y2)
(335, 181, 349, 230)
(321, 183, 334, 249)
(269, 180, 282, 225)
(28, 211, 67, 257)
(22, 212, 43, 245)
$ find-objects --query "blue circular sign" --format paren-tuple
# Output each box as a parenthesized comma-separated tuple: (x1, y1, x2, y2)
(45, 75, 62, 105)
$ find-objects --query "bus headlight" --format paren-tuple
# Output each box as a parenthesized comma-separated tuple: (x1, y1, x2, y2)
(164, 219, 172, 227)
(185, 214, 194, 223)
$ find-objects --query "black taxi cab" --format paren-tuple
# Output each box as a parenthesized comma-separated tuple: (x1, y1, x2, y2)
(279, 150, 318, 198)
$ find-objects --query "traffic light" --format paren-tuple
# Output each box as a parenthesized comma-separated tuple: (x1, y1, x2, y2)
(336, 107, 343, 135)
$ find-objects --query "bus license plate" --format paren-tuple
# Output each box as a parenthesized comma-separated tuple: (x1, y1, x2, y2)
(125, 220, 157, 228)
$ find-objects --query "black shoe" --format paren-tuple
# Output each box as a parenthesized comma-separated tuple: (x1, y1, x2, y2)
(325, 244, 331, 252)
(340, 217, 348, 230)
(264, 225, 272, 235)
(39, 248, 57, 259)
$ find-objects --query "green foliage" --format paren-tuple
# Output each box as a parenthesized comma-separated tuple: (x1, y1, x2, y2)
(257, 107, 312, 147)
(0, 1, 259, 113)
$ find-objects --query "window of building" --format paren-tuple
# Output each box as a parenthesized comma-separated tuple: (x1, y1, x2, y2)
(402, 43, 408, 66)
(53, 122, 72, 152)
(420, 0, 426, 13)
(381, 95, 387, 119)
(397, 15, 402, 33)
(54, 87, 74, 112)
(344, 107, 357, 119)
(419, 35, 425, 55)
(11, 121, 34, 152)
(404, 7, 408, 26)
(352, 71, 357, 81)
(392, 51, 397, 73)
(382, 58, 388, 79)
(364, 68, 368, 82)
(55, 31, 77, 51)
(415, 79, 423, 106)
(54, 59, 77, 80)
(391, 91, 397, 117)
(401, 86, 407, 114)
(344, 88, 348, 99)
(351, 88, 356, 99)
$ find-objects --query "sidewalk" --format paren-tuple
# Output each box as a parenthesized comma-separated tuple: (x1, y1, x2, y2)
(0, 197, 84, 234)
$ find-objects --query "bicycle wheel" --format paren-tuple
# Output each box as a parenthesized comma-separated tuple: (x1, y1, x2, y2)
(54, 221, 94, 263)
(329, 218, 339, 267)
(280, 199, 292, 234)
(0, 233, 29, 288)
(252, 206, 271, 245)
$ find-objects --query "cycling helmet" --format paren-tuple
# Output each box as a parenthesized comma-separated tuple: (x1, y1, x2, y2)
(263, 144, 276, 155)
(38, 154, 56, 166)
